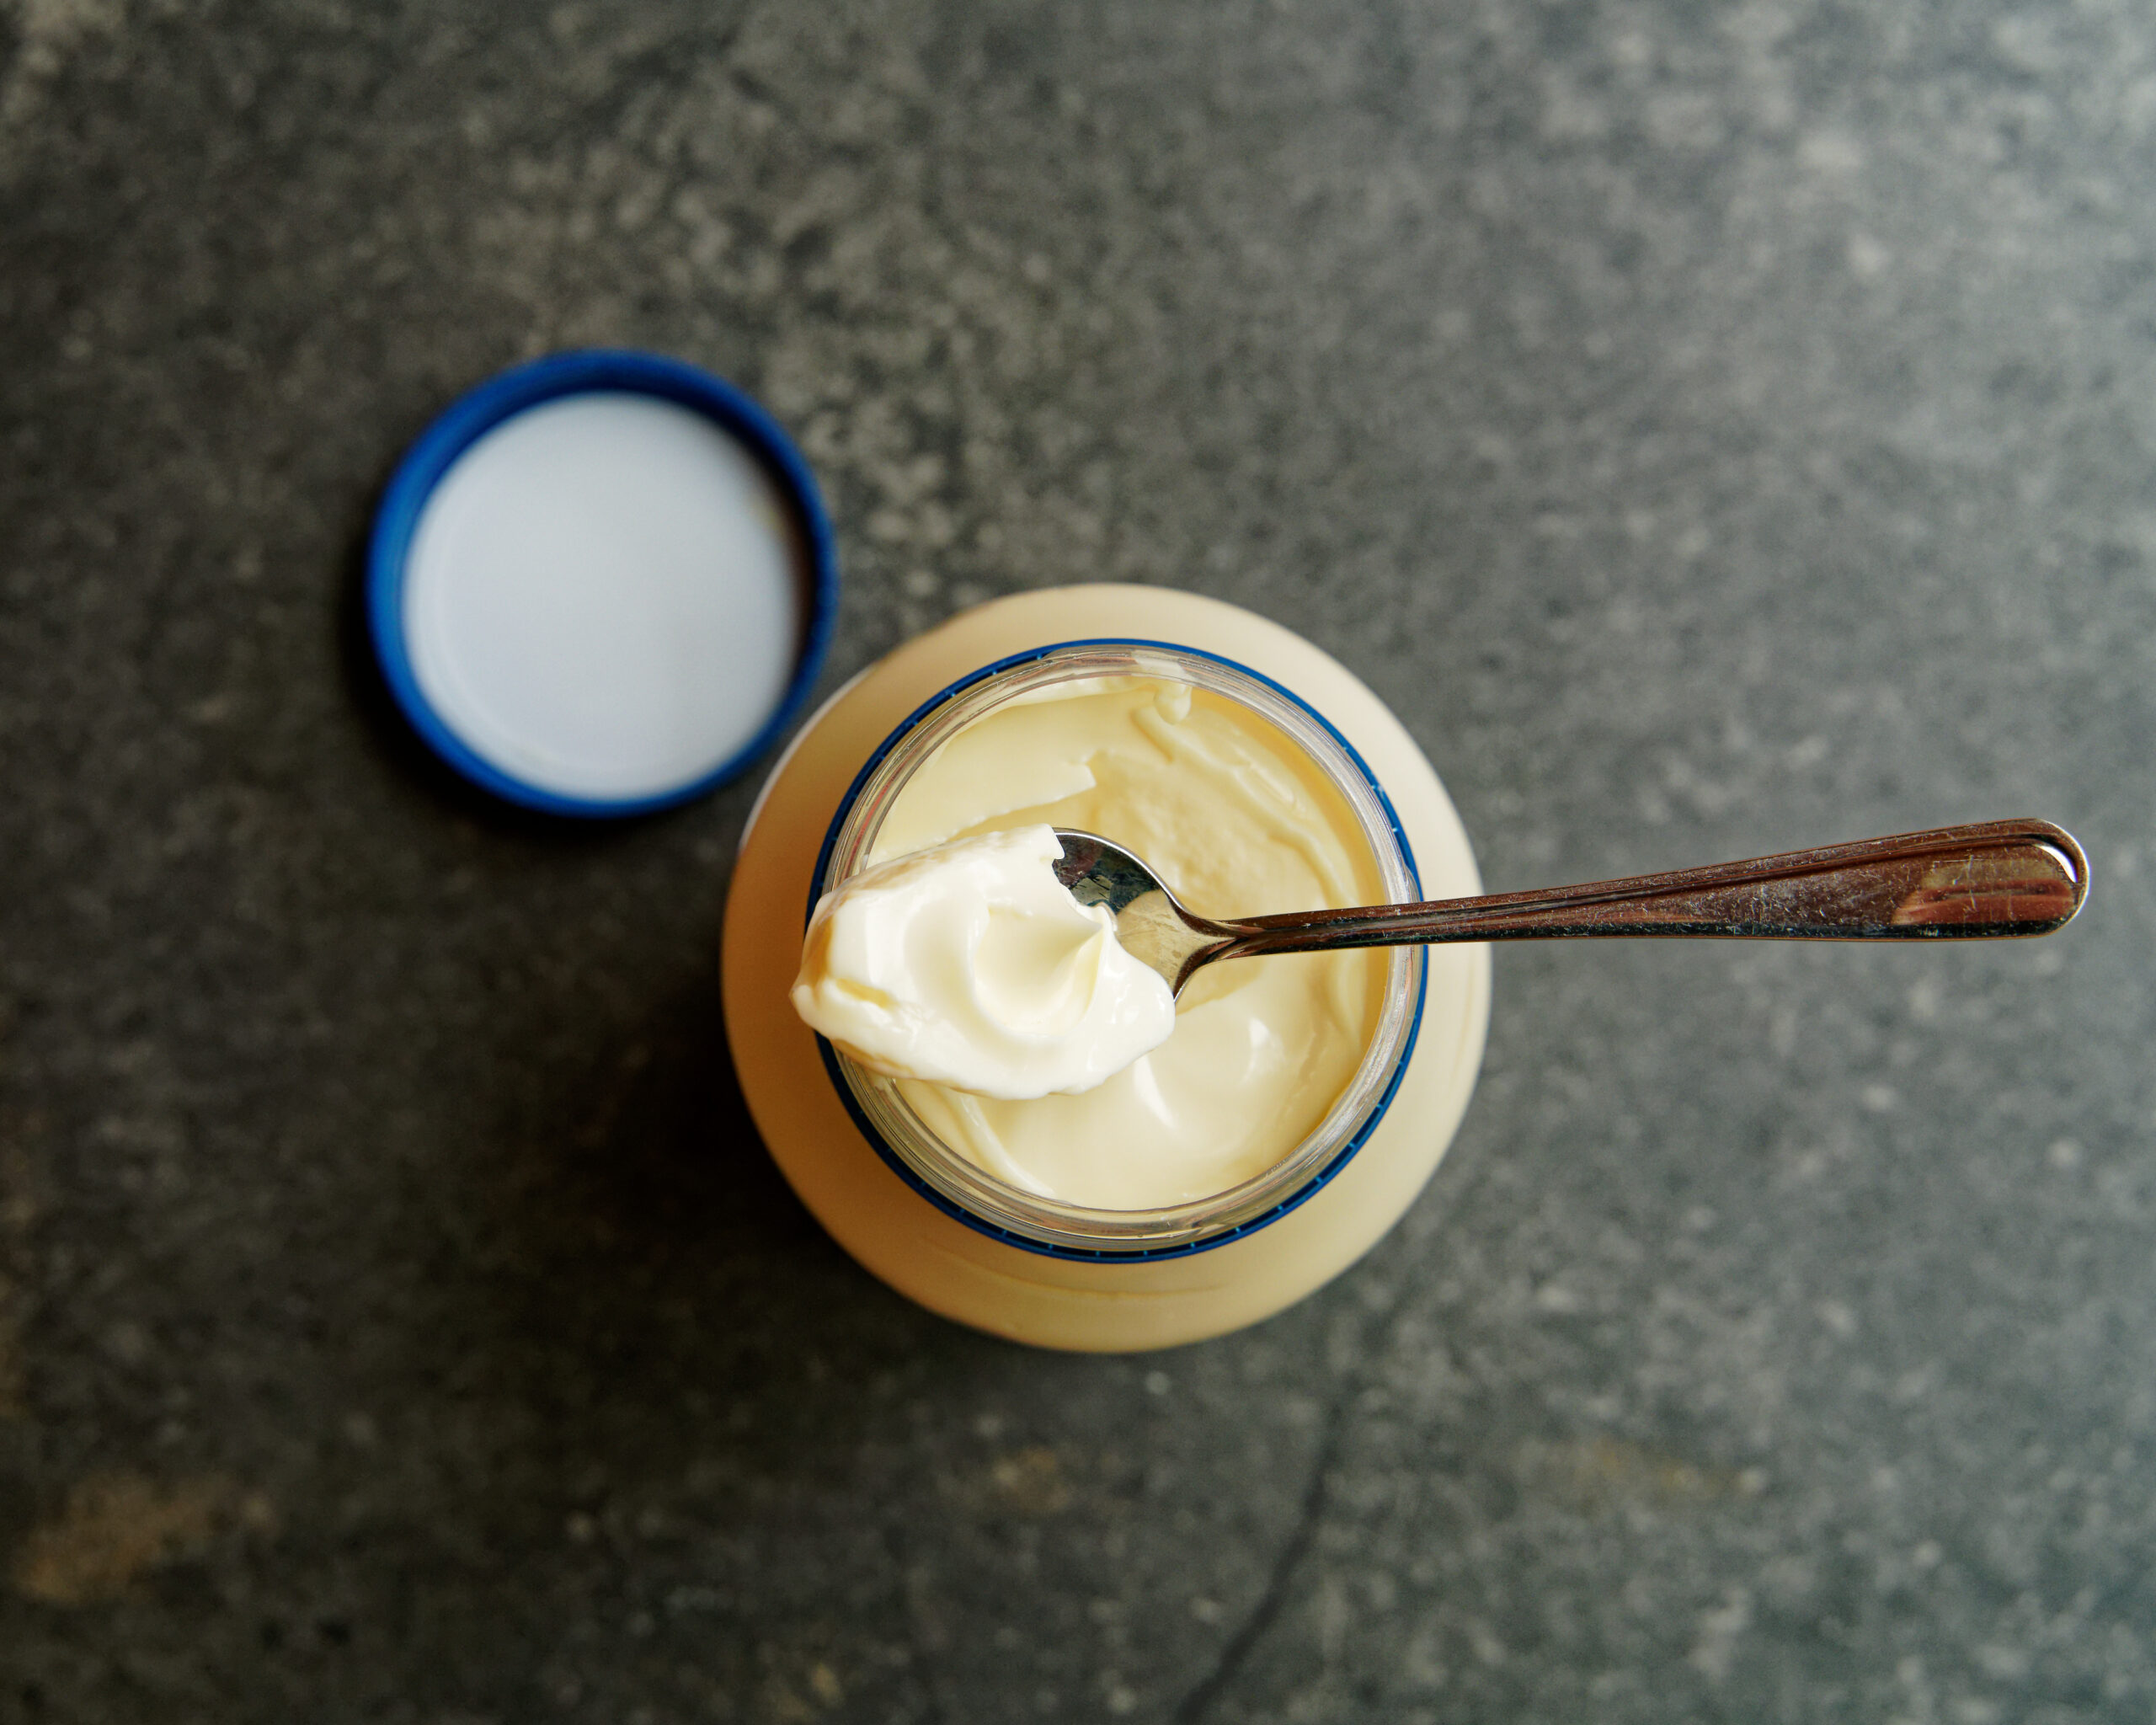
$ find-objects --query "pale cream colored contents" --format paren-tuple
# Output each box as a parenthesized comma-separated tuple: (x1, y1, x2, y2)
(866, 677, 1387, 1209)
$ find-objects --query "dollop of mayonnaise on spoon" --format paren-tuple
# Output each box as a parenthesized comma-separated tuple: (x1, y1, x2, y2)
(790, 825, 1177, 1101)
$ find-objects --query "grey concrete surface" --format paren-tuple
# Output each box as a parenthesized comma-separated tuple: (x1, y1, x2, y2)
(2, 2, 2153, 1720)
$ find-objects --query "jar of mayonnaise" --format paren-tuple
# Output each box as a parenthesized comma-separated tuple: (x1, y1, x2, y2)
(723, 585, 1488, 1350)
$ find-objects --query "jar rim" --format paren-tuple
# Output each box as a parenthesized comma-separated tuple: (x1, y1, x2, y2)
(805, 638, 1428, 1261)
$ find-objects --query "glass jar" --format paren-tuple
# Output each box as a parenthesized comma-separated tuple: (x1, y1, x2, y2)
(814, 640, 1427, 1258)
(723, 585, 1487, 1350)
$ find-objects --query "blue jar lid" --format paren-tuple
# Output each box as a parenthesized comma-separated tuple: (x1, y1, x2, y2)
(367, 350, 839, 817)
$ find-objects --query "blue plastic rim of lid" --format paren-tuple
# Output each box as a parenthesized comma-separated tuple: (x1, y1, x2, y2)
(366, 348, 841, 817)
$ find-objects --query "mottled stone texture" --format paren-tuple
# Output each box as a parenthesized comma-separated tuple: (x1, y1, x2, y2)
(0, 1, 2151, 1720)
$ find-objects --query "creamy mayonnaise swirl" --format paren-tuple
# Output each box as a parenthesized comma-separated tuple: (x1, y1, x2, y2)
(790, 825, 1176, 1101)
(797, 675, 1388, 1210)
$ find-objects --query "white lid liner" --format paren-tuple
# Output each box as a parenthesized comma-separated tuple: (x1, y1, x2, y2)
(403, 392, 806, 804)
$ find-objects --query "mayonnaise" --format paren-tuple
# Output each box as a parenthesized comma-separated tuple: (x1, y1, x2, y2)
(790, 825, 1177, 1100)
(822, 676, 1390, 1210)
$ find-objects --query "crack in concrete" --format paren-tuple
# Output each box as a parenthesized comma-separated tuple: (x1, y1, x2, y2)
(1169, 1154, 1483, 1722)
(1171, 1381, 1352, 1724)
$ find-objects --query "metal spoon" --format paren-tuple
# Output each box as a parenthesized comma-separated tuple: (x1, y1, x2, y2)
(1050, 820, 2089, 999)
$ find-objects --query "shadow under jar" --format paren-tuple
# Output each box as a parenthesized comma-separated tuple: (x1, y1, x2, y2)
(722, 586, 1488, 1349)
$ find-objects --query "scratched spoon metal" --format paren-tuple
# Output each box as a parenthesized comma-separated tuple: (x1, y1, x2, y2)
(1050, 820, 2089, 999)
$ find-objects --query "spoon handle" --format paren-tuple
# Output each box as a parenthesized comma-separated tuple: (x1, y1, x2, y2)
(1211, 820, 2088, 960)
